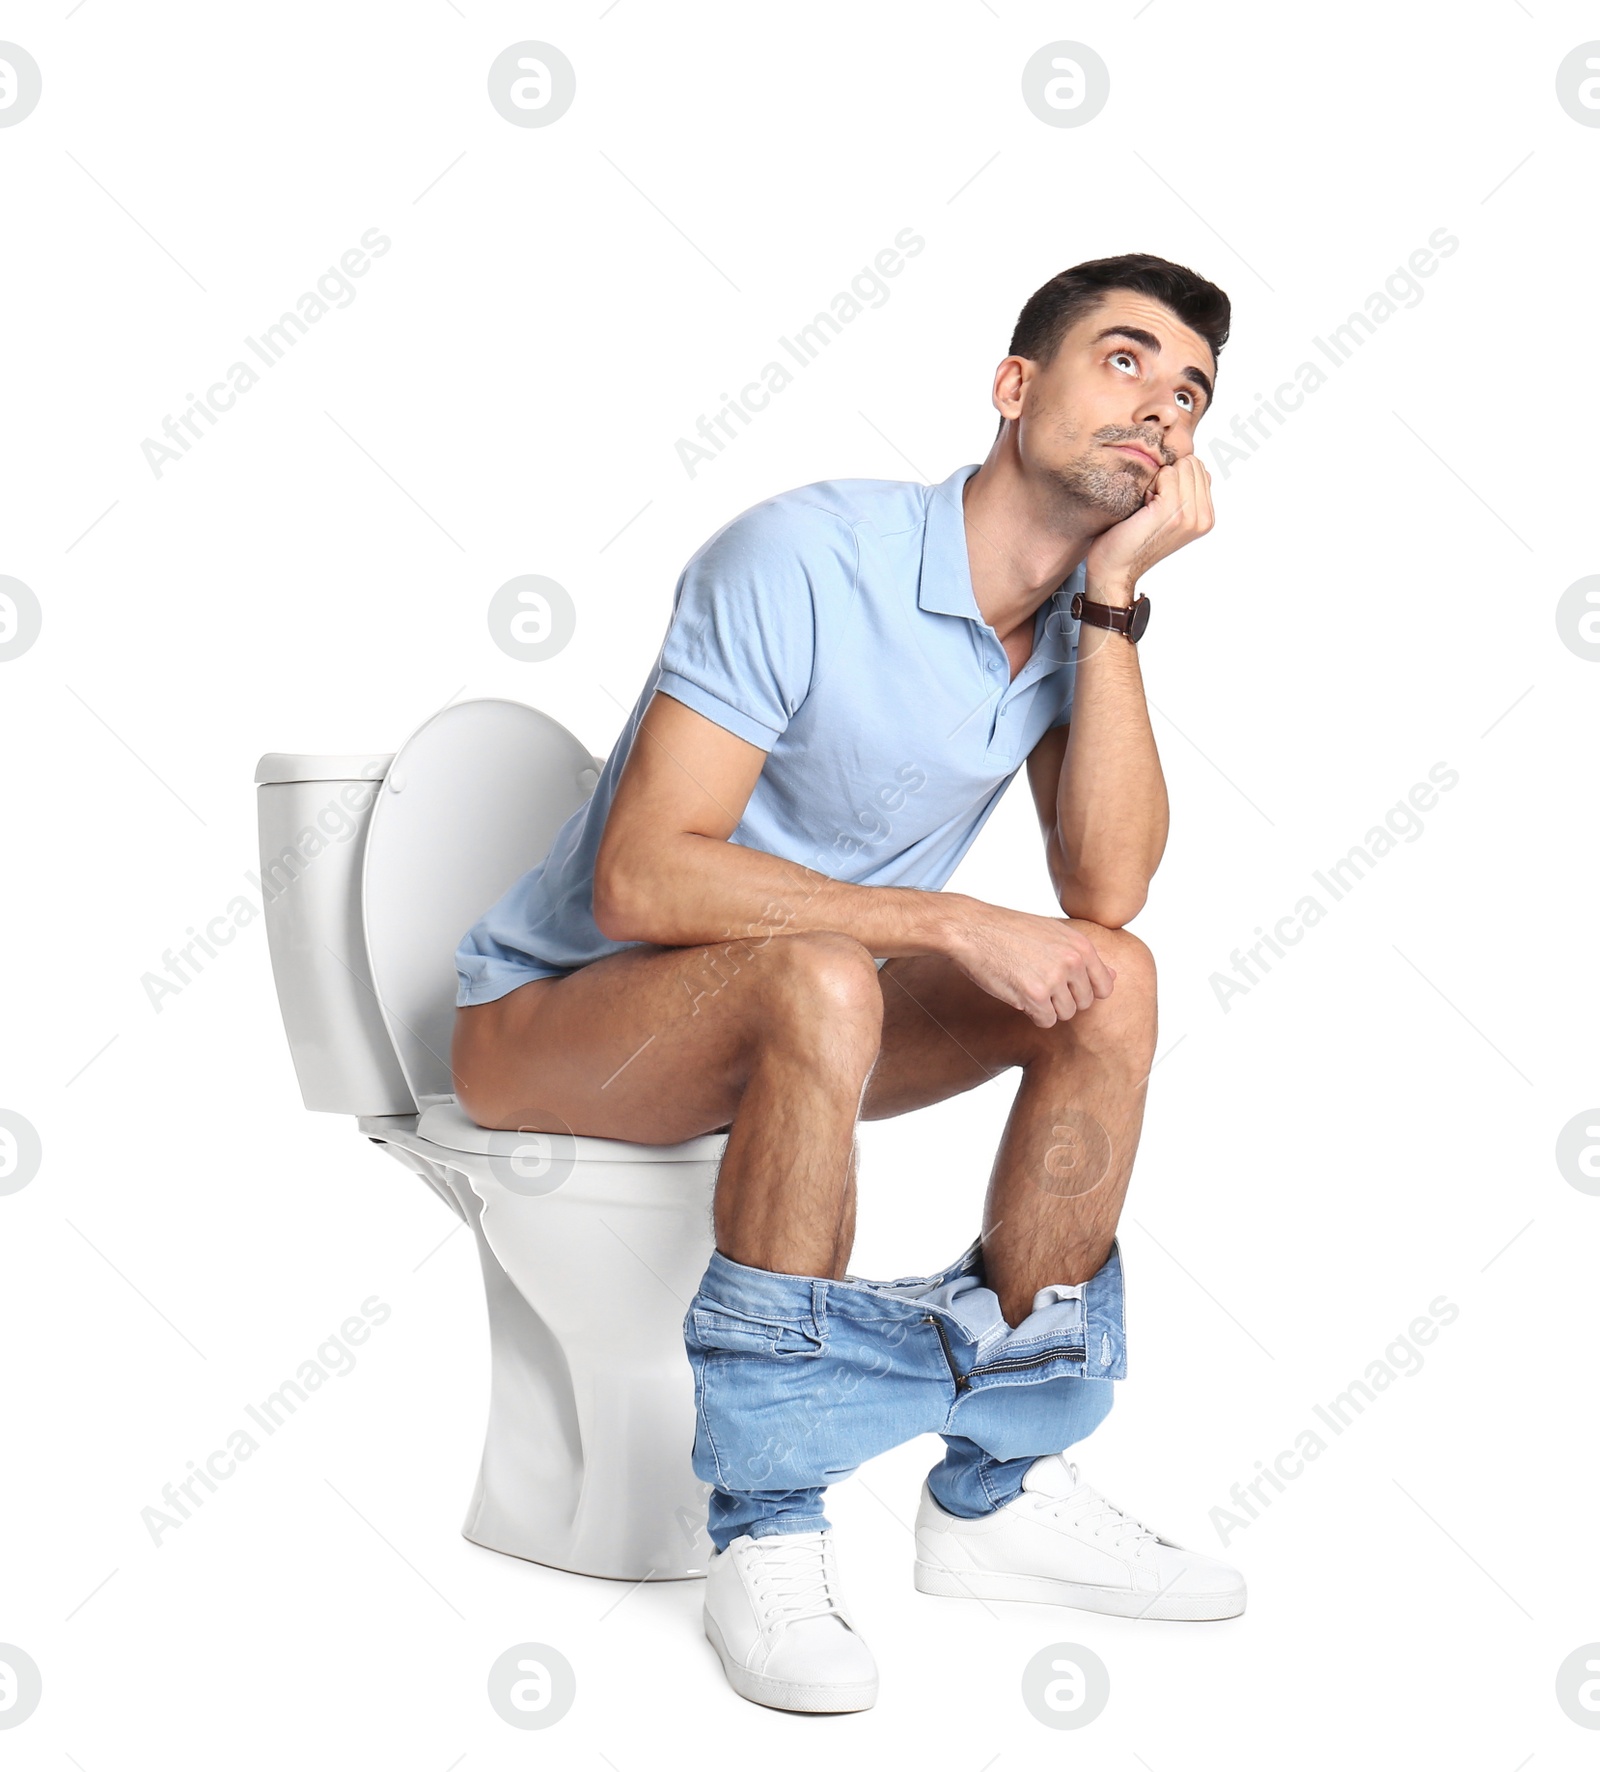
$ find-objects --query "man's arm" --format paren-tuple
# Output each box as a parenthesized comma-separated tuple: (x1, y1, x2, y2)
(594, 691, 1117, 1026)
(594, 691, 972, 962)
(1025, 452, 1213, 925)
(1024, 612, 1169, 928)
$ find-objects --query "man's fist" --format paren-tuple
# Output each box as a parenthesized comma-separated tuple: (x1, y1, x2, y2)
(947, 902, 1118, 1028)
(1083, 453, 1215, 596)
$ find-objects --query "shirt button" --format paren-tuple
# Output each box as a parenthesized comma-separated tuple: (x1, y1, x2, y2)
(987, 658, 1000, 672)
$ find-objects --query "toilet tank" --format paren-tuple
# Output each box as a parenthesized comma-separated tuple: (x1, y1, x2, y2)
(254, 751, 416, 1116)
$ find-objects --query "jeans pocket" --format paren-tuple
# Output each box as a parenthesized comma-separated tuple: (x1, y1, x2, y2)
(688, 1303, 827, 1358)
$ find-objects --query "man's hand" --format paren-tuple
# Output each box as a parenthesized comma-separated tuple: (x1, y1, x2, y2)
(944, 900, 1118, 1027)
(1082, 453, 1214, 599)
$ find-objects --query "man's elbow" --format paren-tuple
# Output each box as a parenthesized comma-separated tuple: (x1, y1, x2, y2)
(1058, 880, 1148, 930)
(591, 893, 639, 944)
(592, 848, 651, 942)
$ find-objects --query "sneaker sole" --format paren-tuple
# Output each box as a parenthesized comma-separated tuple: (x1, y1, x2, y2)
(913, 1559, 1246, 1621)
(704, 1612, 878, 1712)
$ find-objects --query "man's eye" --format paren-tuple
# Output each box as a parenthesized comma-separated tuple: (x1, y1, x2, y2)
(1113, 348, 1200, 414)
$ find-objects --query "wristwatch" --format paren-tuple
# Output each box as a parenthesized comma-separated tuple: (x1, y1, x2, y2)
(1070, 589, 1151, 644)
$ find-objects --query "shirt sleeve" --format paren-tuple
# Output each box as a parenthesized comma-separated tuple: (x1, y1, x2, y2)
(653, 499, 835, 752)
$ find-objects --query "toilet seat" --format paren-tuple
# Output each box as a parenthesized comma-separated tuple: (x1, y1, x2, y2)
(414, 1097, 728, 1165)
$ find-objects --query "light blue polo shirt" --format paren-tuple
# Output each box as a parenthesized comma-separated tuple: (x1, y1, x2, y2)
(454, 463, 1084, 1005)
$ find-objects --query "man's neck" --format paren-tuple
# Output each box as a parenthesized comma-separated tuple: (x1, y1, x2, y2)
(961, 440, 1099, 644)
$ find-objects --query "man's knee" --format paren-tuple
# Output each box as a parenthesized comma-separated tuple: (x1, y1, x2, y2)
(752, 931, 884, 1057)
(1073, 920, 1156, 997)
(1042, 919, 1156, 1064)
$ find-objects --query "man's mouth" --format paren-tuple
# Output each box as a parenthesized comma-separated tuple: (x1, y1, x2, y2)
(1107, 442, 1161, 471)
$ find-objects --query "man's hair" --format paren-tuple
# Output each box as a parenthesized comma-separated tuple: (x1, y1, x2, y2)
(1009, 252, 1230, 382)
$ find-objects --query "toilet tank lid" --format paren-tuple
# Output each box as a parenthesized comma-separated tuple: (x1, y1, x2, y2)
(254, 752, 394, 785)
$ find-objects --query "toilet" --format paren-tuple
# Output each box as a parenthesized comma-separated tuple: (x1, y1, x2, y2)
(254, 697, 726, 1582)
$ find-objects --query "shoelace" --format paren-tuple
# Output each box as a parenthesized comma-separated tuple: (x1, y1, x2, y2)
(746, 1536, 845, 1627)
(1049, 1467, 1159, 1551)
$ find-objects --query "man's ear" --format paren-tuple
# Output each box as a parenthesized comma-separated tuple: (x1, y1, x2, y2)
(992, 354, 1030, 423)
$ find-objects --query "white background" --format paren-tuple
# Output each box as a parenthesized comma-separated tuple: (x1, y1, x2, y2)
(2, 2, 1596, 1764)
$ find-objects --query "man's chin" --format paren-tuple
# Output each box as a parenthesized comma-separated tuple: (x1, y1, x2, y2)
(1050, 469, 1144, 523)
(1070, 478, 1148, 517)
(1100, 488, 1147, 522)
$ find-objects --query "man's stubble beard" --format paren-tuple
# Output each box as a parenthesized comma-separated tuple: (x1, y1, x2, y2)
(1042, 441, 1149, 526)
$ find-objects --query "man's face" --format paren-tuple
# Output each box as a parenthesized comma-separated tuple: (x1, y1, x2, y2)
(1005, 292, 1216, 523)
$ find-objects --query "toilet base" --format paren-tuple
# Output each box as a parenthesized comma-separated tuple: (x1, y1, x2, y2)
(459, 1528, 706, 1582)
(364, 1116, 721, 1582)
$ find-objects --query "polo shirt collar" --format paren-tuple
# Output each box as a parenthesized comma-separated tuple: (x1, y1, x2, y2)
(918, 463, 984, 619)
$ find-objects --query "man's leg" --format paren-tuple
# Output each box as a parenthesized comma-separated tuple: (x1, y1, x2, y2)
(454, 927, 885, 1279)
(862, 927, 1239, 1618)
(860, 920, 1155, 1521)
(863, 918, 1158, 1323)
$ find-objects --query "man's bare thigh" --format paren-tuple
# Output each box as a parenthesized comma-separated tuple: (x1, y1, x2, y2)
(452, 940, 763, 1140)
(452, 936, 1042, 1141)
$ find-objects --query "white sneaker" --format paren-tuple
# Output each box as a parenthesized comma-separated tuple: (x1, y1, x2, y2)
(703, 1529, 878, 1712)
(913, 1454, 1246, 1621)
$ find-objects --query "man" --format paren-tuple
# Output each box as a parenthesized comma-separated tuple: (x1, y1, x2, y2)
(453, 252, 1241, 1714)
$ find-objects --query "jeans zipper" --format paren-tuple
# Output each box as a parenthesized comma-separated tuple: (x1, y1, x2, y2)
(925, 1313, 1088, 1386)
(923, 1314, 970, 1392)
(969, 1345, 1086, 1376)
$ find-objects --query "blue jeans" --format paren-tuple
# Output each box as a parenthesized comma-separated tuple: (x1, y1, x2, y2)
(682, 1235, 1126, 1552)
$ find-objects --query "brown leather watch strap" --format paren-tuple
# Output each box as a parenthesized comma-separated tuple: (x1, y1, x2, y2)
(1070, 590, 1151, 643)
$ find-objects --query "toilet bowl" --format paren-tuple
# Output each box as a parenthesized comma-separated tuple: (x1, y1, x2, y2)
(255, 697, 725, 1581)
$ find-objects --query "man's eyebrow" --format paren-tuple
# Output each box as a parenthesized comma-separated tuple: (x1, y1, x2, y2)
(1089, 325, 1214, 409)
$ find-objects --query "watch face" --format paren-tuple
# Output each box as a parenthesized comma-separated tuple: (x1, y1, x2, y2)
(1128, 596, 1151, 642)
